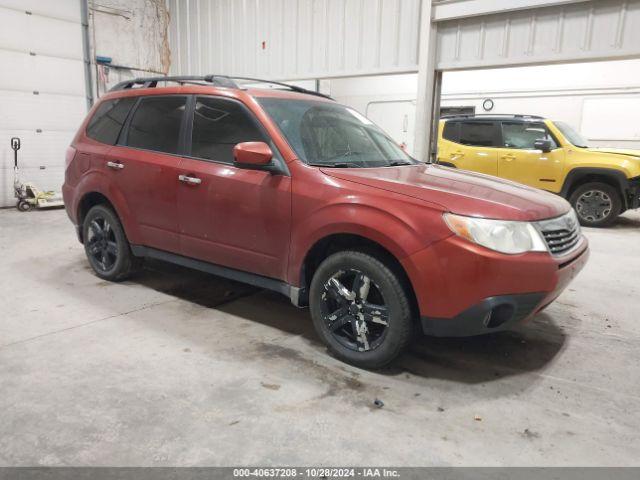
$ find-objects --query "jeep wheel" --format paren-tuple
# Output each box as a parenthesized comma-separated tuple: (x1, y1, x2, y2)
(309, 251, 413, 369)
(82, 205, 141, 281)
(569, 182, 621, 228)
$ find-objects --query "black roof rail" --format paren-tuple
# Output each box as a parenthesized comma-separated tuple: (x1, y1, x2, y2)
(109, 74, 333, 99)
(231, 77, 333, 99)
(110, 75, 238, 91)
(442, 113, 545, 120)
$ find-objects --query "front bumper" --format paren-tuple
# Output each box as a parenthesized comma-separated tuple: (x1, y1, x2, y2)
(403, 234, 589, 337)
(627, 176, 640, 209)
(421, 293, 545, 337)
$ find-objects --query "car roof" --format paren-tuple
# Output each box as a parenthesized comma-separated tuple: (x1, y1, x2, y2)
(104, 75, 334, 104)
(442, 114, 547, 122)
(102, 85, 335, 105)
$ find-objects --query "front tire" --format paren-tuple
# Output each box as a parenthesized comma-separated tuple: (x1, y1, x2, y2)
(309, 251, 414, 369)
(17, 200, 31, 212)
(82, 205, 140, 281)
(569, 182, 621, 227)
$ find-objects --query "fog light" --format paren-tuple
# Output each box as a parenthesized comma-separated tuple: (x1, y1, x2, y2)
(482, 311, 493, 327)
(484, 304, 515, 329)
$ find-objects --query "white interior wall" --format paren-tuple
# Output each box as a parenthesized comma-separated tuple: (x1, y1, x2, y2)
(90, 0, 170, 95)
(329, 59, 640, 152)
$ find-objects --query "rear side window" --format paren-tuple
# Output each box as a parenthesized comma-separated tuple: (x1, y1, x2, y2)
(501, 122, 558, 149)
(126, 96, 186, 154)
(459, 122, 496, 147)
(86, 98, 136, 145)
(190, 97, 266, 163)
(442, 121, 459, 142)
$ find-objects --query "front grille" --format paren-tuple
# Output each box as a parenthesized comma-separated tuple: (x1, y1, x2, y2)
(536, 211, 581, 256)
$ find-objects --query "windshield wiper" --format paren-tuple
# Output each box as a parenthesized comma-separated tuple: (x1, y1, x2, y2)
(308, 162, 357, 168)
(387, 160, 413, 166)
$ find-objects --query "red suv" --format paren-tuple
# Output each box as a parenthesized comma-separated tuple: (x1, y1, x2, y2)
(63, 75, 589, 368)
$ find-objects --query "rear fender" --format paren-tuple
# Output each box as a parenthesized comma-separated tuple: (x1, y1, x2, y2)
(75, 170, 142, 244)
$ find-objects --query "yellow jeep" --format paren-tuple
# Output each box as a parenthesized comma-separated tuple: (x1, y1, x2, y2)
(437, 115, 640, 227)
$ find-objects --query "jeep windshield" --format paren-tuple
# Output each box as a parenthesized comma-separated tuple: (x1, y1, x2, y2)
(257, 97, 417, 168)
(554, 121, 589, 148)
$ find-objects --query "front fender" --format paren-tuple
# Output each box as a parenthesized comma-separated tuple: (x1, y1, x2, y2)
(288, 199, 449, 286)
(560, 166, 631, 198)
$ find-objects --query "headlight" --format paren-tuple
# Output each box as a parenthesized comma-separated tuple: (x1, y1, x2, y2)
(443, 213, 548, 254)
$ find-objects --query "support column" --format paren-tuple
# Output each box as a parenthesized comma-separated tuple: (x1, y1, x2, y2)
(414, 0, 440, 163)
(80, 0, 94, 110)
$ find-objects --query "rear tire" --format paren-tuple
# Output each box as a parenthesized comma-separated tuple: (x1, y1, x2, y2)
(569, 182, 621, 228)
(82, 205, 141, 281)
(309, 251, 413, 369)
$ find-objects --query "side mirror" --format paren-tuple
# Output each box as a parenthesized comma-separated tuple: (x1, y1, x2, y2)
(233, 142, 274, 170)
(534, 139, 552, 153)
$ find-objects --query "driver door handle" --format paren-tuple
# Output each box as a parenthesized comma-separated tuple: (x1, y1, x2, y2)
(178, 174, 201, 185)
(106, 161, 124, 170)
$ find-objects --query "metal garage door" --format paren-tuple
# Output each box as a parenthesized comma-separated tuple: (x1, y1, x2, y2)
(0, 0, 87, 208)
(167, 0, 422, 80)
(435, 0, 640, 70)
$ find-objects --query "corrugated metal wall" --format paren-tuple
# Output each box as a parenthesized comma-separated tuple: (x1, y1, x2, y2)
(436, 0, 640, 70)
(167, 0, 422, 80)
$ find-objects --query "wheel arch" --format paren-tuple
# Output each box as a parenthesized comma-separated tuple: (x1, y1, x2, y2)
(297, 233, 419, 317)
(560, 167, 629, 205)
(76, 190, 137, 243)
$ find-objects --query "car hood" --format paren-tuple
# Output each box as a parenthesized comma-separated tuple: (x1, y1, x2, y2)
(585, 147, 640, 160)
(321, 164, 570, 221)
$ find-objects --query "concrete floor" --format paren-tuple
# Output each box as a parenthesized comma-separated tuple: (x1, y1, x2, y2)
(1, 207, 639, 467)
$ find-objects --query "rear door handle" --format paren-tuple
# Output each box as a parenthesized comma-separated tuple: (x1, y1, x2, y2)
(502, 154, 516, 161)
(178, 174, 201, 185)
(106, 161, 124, 170)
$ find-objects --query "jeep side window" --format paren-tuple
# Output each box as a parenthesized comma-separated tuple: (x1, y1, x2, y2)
(126, 96, 187, 155)
(86, 98, 136, 145)
(501, 122, 558, 150)
(442, 121, 460, 142)
(190, 97, 266, 164)
(459, 122, 495, 147)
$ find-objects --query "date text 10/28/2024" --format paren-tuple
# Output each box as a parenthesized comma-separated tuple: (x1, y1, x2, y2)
(233, 468, 400, 478)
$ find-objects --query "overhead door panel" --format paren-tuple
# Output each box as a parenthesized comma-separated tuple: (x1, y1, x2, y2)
(0, 0, 86, 207)
(436, 0, 640, 70)
(0, 0, 80, 21)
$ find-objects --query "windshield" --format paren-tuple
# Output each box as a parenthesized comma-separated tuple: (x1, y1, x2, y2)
(554, 121, 589, 148)
(257, 97, 417, 167)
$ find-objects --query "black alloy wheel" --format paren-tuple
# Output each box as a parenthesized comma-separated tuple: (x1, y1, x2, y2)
(309, 251, 413, 369)
(320, 269, 389, 352)
(86, 216, 118, 273)
(82, 204, 141, 281)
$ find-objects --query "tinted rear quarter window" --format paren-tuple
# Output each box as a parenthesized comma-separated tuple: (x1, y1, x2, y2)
(126, 96, 186, 154)
(459, 122, 495, 147)
(442, 121, 459, 142)
(86, 98, 136, 145)
(190, 97, 266, 163)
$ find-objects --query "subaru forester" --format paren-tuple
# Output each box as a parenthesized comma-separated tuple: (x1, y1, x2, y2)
(63, 76, 589, 368)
